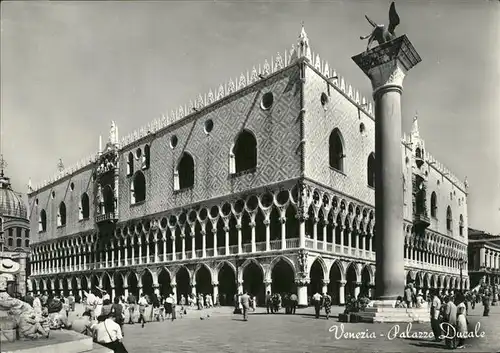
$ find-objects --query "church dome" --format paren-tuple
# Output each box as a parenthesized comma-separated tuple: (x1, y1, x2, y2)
(0, 175, 27, 220)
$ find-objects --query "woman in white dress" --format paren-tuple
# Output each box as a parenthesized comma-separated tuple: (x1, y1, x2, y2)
(456, 293, 468, 349)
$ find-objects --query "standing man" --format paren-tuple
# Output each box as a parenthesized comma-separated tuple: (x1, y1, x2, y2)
(430, 291, 442, 342)
(442, 295, 457, 349)
(265, 291, 273, 314)
(138, 293, 148, 328)
(404, 285, 413, 308)
(312, 292, 322, 319)
(126, 292, 136, 324)
(289, 293, 298, 315)
(240, 291, 251, 321)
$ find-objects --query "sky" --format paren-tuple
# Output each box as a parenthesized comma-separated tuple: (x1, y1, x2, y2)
(1, 0, 499, 233)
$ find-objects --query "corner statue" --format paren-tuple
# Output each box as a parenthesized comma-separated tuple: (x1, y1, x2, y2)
(360, 1, 400, 51)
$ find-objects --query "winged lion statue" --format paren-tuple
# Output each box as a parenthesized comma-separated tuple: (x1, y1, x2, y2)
(360, 2, 401, 51)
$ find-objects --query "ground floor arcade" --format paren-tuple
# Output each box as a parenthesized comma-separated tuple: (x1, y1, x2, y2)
(28, 250, 469, 306)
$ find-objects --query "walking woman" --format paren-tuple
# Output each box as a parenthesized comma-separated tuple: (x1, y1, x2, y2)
(456, 292, 468, 349)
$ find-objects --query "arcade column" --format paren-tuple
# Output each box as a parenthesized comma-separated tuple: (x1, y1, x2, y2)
(296, 279, 309, 307)
(338, 280, 346, 305)
(264, 280, 272, 295)
(171, 282, 178, 304)
(212, 281, 219, 304)
(353, 35, 421, 304)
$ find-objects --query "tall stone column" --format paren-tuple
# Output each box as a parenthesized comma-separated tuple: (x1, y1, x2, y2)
(212, 281, 219, 304)
(353, 35, 421, 303)
(338, 280, 346, 305)
(322, 279, 329, 294)
(296, 279, 309, 307)
(264, 280, 272, 295)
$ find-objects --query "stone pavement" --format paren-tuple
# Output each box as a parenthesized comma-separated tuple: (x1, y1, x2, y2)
(69, 304, 500, 353)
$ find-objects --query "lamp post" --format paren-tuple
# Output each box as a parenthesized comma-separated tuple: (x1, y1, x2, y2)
(458, 258, 465, 293)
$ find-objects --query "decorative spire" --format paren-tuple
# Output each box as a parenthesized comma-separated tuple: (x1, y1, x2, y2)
(297, 23, 311, 61)
(57, 158, 65, 172)
(411, 111, 420, 136)
(464, 176, 469, 190)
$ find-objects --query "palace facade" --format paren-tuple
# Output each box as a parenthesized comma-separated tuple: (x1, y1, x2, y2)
(27, 28, 469, 306)
(468, 227, 500, 289)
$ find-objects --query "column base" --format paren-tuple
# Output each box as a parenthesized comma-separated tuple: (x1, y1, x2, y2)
(297, 285, 308, 307)
(355, 300, 430, 323)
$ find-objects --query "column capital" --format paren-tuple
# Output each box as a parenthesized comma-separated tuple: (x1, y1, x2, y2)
(170, 282, 177, 288)
(263, 280, 272, 286)
(211, 281, 219, 287)
(249, 222, 256, 228)
(351, 35, 421, 97)
(279, 217, 286, 225)
(322, 279, 330, 286)
(338, 280, 347, 286)
(295, 278, 310, 287)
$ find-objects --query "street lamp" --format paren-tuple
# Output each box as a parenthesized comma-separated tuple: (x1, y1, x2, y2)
(458, 257, 465, 292)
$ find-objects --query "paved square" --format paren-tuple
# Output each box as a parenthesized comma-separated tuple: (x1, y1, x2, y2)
(113, 305, 500, 353)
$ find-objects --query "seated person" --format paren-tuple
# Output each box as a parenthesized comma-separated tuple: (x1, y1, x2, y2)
(395, 296, 407, 308)
(71, 311, 93, 336)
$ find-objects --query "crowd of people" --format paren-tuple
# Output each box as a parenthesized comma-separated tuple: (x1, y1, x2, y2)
(13, 282, 497, 352)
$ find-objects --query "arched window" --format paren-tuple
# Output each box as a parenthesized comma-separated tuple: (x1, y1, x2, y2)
(39, 210, 47, 232)
(102, 185, 115, 214)
(415, 147, 421, 159)
(459, 214, 464, 236)
(79, 193, 90, 220)
(127, 152, 134, 176)
(131, 171, 146, 204)
(8, 238, 13, 247)
(16, 239, 22, 248)
(430, 192, 437, 217)
(142, 144, 150, 170)
(175, 153, 194, 190)
(57, 202, 67, 227)
(230, 130, 257, 174)
(367, 153, 375, 187)
(446, 206, 452, 232)
(25, 239, 30, 247)
(329, 128, 345, 172)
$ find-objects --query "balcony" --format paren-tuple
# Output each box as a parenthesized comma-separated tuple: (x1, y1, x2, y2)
(96, 212, 118, 225)
(413, 213, 430, 230)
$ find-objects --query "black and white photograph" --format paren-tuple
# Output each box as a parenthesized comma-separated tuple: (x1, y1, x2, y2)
(0, 1, 499, 352)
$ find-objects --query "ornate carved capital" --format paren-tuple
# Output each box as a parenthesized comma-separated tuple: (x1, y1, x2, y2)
(170, 235, 175, 241)
(235, 224, 242, 230)
(263, 219, 270, 226)
(211, 281, 219, 287)
(295, 278, 310, 287)
(223, 226, 230, 232)
(338, 280, 347, 286)
(170, 282, 177, 288)
(279, 217, 287, 225)
(249, 222, 256, 228)
(322, 279, 330, 286)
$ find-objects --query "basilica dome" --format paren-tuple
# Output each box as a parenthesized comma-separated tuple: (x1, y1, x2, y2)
(0, 175, 27, 220)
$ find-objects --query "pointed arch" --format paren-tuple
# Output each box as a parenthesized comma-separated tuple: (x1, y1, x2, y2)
(329, 128, 345, 172)
(240, 258, 265, 282)
(57, 202, 67, 227)
(330, 259, 346, 282)
(309, 256, 328, 278)
(174, 265, 192, 282)
(194, 263, 214, 283)
(430, 192, 437, 217)
(231, 129, 257, 174)
(39, 209, 47, 232)
(127, 152, 134, 176)
(79, 193, 90, 220)
(157, 266, 172, 279)
(131, 171, 146, 204)
(175, 152, 195, 190)
(215, 260, 237, 277)
(367, 152, 375, 187)
(267, 255, 296, 280)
